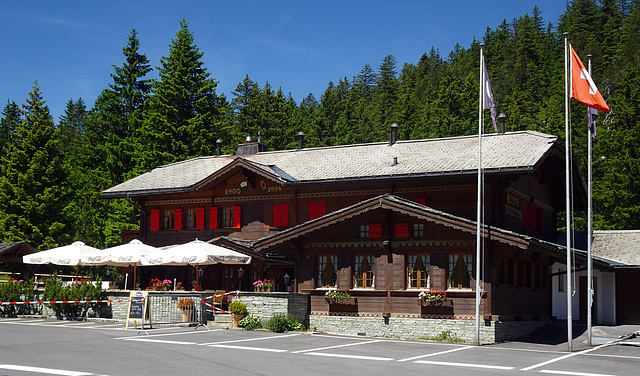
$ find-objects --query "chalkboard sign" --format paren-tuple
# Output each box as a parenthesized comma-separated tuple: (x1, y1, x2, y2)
(126, 291, 151, 329)
(129, 296, 145, 319)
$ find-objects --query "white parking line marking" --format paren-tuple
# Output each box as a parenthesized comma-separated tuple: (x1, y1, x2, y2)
(539, 370, 615, 376)
(304, 352, 394, 361)
(0, 319, 47, 324)
(0, 364, 93, 375)
(199, 333, 302, 346)
(209, 344, 288, 352)
(123, 338, 196, 345)
(520, 343, 609, 371)
(114, 328, 221, 340)
(414, 360, 514, 370)
(292, 339, 383, 354)
(82, 324, 124, 329)
(398, 345, 473, 362)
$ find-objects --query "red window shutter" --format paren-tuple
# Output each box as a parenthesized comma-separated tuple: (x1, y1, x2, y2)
(416, 197, 427, 206)
(273, 204, 281, 226)
(523, 206, 537, 230)
(232, 206, 241, 229)
(309, 202, 326, 220)
(209, 207, 218, 229)
(536, 207, 543, 231)
(197, 207, 205, 230)
(273, 204, 289, 227)
(150, 209, 160, 232)
(175, 208, 183, 231)
(369, 224, 382, 239)
(395, 223, 409, 238)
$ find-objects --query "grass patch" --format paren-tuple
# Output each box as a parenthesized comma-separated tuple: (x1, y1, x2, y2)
(419, 330, 466, 343)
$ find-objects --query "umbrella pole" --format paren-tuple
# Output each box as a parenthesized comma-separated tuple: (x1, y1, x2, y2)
(133, 265, 137, 290)
(76, 265, 79, 278)
(196, 264, 199, 287)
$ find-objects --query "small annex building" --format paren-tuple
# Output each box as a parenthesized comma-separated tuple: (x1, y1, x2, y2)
(101, 129, 597, 342)
(0, 242, 37, 277)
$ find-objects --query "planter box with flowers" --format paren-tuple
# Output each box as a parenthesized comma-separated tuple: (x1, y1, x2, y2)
(148, 278, 172, 291)
(325, 290, 358, 313)
(419, 291, 453, 315)
(253, 279, 274, 292)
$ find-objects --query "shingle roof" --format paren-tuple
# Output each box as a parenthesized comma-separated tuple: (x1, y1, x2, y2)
(592, 230, 640, 266)
(0, 242, 37, 257)
(101, 131, 559, 198)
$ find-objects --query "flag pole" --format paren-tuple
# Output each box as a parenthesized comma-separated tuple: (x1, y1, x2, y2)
(475, 44, 484, 347)
(587, 54, 594, 347)
(564, 33, 573, 352)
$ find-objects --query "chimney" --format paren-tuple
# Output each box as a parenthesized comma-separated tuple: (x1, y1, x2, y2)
(297, 131, 305, 149)
(498, 112, 506, 134)
(216, 139, 222, 156)
(236, 134, 268, 155)
(389, 123, 399, 145)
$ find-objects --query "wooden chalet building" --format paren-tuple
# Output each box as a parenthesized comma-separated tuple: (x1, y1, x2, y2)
(101, 130, 587, 341)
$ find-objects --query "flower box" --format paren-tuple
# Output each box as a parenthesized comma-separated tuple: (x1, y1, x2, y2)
(325, 297, 357, 305)
(252, 279, 274, 292)
(327, 297, 358, 314)
(420, 299, 453, 315)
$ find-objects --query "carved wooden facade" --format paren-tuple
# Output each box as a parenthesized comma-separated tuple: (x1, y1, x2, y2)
(101, 131, 586, 320)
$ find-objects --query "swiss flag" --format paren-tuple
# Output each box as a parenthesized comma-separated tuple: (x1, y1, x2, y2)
(571, 45, 610, 114)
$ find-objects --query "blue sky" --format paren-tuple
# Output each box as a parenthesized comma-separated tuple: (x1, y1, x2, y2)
(0, 1, 568, 121)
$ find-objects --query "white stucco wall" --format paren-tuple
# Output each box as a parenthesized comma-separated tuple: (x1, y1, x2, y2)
(551, 262, 615, 325)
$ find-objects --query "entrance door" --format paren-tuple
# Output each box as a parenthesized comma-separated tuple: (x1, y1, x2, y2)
(579, 276, 597, 324)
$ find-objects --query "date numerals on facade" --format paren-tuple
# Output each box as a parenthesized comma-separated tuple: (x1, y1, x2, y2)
(225, 188, 242, 195)
(267, 186, 282, 193)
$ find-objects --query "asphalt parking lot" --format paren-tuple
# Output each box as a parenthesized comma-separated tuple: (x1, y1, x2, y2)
(0, 317, 638, 376)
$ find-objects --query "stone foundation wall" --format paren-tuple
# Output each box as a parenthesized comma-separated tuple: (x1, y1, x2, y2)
(309, 314, 549, 344)
(232, 292, 309, 326)
(25, 290, 549, 343)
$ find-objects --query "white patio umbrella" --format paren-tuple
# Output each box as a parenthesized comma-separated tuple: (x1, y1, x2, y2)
(140, 239, 251, 287)
(80, 239, 162, 290)
(80, 239, 161, 266)
(23, 241, 100, 266)
(140, 239, 251, 266)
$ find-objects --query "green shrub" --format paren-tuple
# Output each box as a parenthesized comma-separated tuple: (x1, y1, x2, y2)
(264, 314, 303, 333)
(426, 330, 464, 342)
(228, 300, 247, 315)
(0, 278, 36, 317)
(238, 315, 262, 331)
(42, 276, 104, 320)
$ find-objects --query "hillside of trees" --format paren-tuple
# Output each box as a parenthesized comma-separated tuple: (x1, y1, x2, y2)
(1, 0, 638, 250)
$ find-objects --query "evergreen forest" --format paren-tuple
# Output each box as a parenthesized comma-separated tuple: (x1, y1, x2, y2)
(1, 0, 639, 251)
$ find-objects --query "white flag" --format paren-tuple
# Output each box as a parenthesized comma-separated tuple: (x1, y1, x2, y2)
(483, 63, 498, 132)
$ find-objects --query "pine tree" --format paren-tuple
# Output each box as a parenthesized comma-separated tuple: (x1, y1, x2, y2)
(371, 55, 400, 139)
(0, 101, 21, 157)
(139, 18, 227, 169)
(592, 62, 640, 229)
(0, 83, 69, 248)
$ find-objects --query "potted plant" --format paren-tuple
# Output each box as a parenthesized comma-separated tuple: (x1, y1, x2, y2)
(228, 300, 247, 327)
(149, 278, 172, 291)
(252, 279, 274, 292)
